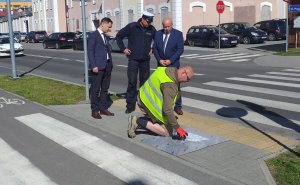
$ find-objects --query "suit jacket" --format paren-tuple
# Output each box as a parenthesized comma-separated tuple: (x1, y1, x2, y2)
(153, 28, 184, 68)
(88, 30, 111, 70)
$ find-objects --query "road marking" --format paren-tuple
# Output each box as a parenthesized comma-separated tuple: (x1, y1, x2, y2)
(228, 77, 300, 88)
(231, 59, 250, 62)
(249, 74, 300, 82)
(181, 87, 300, 113)
(183, 52, 231, 59)
(116, 65, 204, 75)
(182, 97, 300, 129)
(196, 53, 247, 60)
(215, 54, 263, 61)
(0, 138, 57, 185)
(266, 72, 300, 77)
(76, 60, 84, 62)
(204, 81, 300, 99)
(180, 54, 199, 57)
(15, 113, 197, 185)
(283, 69, 300, 73)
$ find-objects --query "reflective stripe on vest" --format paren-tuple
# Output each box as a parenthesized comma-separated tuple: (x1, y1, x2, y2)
(139, 67, 177, 124)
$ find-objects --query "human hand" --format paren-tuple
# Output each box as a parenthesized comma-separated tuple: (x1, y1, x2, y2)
(123, 48, 131, 55)
(92, 67, 98, 73)
(176, 127, 188, 139)
(165, 60, 171, 66)
(159, 60, 166, 66)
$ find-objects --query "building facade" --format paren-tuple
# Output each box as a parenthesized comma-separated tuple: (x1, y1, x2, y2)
(0, 0, 289, 39)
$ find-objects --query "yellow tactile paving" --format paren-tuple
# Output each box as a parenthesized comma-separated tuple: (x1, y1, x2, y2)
(113, 99, 299, 153)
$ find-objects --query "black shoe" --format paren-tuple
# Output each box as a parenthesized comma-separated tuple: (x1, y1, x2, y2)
(125, 108, 134, 114)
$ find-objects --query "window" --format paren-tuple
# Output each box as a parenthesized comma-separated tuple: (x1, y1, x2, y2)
(92, 0, 96, 5)
(76, 19, 79, 30)
(106, 12, 111, 18)
(115, 11, 121, 31)
(147, 8, 154, 14)
(128, 9, 133, 23)
(160, 7, 168, 28)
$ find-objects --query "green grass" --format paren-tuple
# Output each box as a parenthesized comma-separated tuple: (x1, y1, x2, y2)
(274, 48, 300, 56)
(266, 145, 300, 185)
(0, 75, 86, 105)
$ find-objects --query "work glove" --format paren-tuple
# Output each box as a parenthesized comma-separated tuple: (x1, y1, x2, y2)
(176, 127, 188, 140)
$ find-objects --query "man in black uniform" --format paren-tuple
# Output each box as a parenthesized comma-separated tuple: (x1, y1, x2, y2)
(116, 11, 156, 114)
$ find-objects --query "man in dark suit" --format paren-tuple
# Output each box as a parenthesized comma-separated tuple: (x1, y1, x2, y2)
(153, 17, 184, 115)
(88, 17, 114, 119)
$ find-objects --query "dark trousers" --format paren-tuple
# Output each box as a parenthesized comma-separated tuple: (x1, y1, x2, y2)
(126, 59, 150, 110)
(90, 61, 113, 112)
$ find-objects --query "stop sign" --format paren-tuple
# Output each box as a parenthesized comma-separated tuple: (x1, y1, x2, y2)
(216, 1, 225, 14)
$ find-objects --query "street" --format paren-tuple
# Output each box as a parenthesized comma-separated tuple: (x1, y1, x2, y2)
(0, 41, 299, 185)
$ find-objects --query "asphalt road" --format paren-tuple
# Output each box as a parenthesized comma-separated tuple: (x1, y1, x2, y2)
(1, 40, 299, 140)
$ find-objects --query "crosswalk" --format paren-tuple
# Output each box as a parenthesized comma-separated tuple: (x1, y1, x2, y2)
(181, 68, 300, 130)
(181, 52, 264, 62)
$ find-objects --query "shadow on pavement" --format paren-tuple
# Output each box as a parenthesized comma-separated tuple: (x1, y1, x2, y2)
(216, 106, 300, 157)
(247, 42, 285, 52)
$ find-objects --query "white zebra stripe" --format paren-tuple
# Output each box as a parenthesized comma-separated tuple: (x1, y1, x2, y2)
(231, 59, 250, 62)
(266, 72, 300, 77)
(196, 53, 247, 60)
(184, 52, 231, 59)
(181, 87, 300, 113)
(15, 113, 197, 185)
(0, 138, 57, 185)
(228, 77, 300, 88)
(249, 74, 300, 82)
(182, 97, 300, 129)
(204, 81, 300, 99)
(215, 54, 263, 61)
(283, 69, 300, 73)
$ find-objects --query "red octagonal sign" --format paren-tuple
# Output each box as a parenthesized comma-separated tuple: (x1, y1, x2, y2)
(216, 1, 225, 14)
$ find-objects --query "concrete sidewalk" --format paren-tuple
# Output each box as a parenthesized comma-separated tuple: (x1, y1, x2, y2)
(49, 99, 299, 185)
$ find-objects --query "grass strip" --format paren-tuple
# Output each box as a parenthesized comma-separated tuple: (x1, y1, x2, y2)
(274, 48, 300, 56)
(0, 75, 85, 105)
(266, 145, 300, 185)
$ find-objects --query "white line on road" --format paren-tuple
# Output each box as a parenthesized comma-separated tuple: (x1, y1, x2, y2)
(182, 97, 300, 129)
(283, 69, 300, 73)
(180, 54, 200, 57)
(181, 86, 300, 113)
(204, 81, 300, 99)
(228, 77, 300, 88)
(266, 72, 300, 77)
(215, 54, 263, 61)
(15, 113, 197, 185)
(183, 52, 231, 59)
(231, 59, 250, 62)
(249, 74, 300, 82)
(0, 138, 57, 185)
(196, 53, 247, 60)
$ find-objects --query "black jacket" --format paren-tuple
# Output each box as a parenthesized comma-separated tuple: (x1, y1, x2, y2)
(116, 21, 156, 61)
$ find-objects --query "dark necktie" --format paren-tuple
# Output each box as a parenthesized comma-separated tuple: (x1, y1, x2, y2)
(102, 33, 107, 44)
(102, 33, 111, 60)
(163, 33, 169, 53)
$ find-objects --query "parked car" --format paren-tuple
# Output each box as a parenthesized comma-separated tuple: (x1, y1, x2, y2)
(108, 37, 128, 52)
(25, 31, 48, 43)
(186, 25, 239, 48)
(0, 35, 24, 57)
(219, 22, 267, 44)
(20, 32, 27, 42)
(72, 32, 92, 50)
(253, 19, 286, 41)
(13, 31, 22, 43)
(43, 32, 76, 49)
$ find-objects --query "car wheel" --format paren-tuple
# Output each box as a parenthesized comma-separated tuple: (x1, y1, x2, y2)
(188, 40, 195, 47)
(213, 40, 219, 48)
(242, 37, 250, 44)
(55, 43, 60, 49)
(268, 33, 276, 41)
(43, 43, 48, 49)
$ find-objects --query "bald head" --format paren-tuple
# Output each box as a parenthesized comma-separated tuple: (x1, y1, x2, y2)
(162, 17, 173, 33)
(178, 66, 194, 83)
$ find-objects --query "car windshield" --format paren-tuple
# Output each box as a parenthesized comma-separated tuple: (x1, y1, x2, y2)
(0, 37, 10, 44)
(242, 23, 257, 30)
(211, 27, 228, 34)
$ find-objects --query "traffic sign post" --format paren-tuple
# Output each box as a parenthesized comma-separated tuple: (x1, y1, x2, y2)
(216, 1, 225, 52)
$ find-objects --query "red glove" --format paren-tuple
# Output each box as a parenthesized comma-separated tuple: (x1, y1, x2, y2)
(176, 127, 188, 139)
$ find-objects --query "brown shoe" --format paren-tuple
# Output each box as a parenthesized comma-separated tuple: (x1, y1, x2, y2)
(91, 111, 102, 119)
(100, 109, 115, 116)
(174, 108, 183, 115)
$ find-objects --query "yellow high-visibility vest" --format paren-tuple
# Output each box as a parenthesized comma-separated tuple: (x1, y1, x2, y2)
(139, 67, 177, 124)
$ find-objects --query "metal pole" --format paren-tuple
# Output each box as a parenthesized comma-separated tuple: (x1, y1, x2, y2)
(286, 2, 289, 52)
(6, 0, 17, 79)
(218, 13, 220, 53)
(81, 0, 89, 101)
